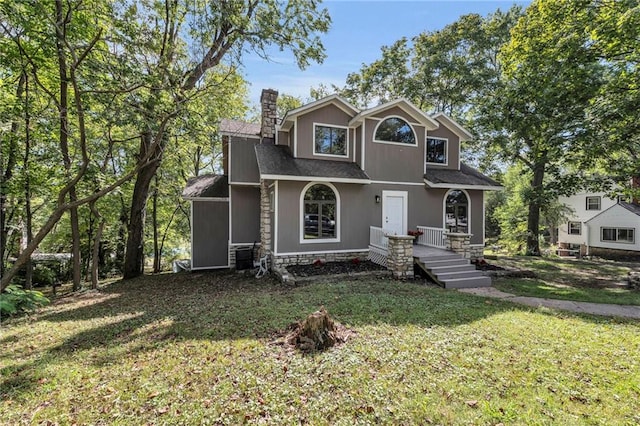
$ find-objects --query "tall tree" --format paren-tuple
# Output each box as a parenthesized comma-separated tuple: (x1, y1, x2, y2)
(120, 0, 331, 279)
(480, 0, 605, 255)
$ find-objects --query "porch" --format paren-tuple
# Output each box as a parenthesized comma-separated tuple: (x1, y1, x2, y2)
(368, 226, 491, 288)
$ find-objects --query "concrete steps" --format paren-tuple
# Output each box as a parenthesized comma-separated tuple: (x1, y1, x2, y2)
(414, 252, 492, 289)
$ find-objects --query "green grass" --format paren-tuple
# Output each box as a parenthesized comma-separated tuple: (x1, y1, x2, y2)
(2, 272, 640, 425)
(492, 256, 640, 305)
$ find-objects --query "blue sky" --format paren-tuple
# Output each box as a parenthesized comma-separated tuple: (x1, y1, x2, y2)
(242, 0, 530, 107)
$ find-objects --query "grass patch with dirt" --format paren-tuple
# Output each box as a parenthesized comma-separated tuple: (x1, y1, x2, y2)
(2, 272, 639, 425)
(491, 256, 640, 305)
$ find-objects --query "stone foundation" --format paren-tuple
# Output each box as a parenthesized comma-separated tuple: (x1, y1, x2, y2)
(273, 250, 369, 267)
(387, 235, 414, 279)
(587, 246, 640, 261)
(229, 244, 257, 269)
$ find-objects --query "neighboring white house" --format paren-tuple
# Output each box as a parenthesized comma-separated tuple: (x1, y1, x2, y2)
(558, 191, 640, 256)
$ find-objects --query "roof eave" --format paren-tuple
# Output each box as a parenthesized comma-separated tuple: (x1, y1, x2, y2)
(423, 178, 503, 191)
(261, 174, 371, 184)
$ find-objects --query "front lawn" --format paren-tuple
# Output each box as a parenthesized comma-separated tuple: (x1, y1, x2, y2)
(2, 272, 639, 425)
(491, 256, 640, 305)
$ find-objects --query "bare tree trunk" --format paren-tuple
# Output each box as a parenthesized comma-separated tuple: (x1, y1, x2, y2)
(123, 133, 162, 279)
(152, 175, 160, 273)
(89, 201, 105, 289)
(70, 198, 82, 290)
(23, 72, 33, 290)
(526, 162, 545, 256)
(1, 73, 25, 279)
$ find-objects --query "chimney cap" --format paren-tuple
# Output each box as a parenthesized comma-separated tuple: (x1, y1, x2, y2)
(260, 88, 278, 101)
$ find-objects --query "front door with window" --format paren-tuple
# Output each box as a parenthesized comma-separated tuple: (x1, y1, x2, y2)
(382, 191, 407, 236)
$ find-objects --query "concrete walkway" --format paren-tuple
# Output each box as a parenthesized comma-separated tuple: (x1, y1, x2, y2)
(459, 287, 640, 319)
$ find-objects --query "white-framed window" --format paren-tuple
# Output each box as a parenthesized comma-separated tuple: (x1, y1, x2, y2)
(373, 116, 417, 145)
(301, 183, 339, 242)
(601, 227, 635, 243)
(426, 137, 448, 165)
(586, 196, 601, 210)
(568, 221, 581, 235)
(314, 123, 348, 157)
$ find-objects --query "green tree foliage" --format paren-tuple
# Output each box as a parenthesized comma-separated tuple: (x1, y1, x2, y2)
(1, 0, 330, 288)
(120, 0, 331, 279)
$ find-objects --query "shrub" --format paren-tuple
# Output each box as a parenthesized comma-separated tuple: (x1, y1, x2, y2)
(0, 285, 50, 316)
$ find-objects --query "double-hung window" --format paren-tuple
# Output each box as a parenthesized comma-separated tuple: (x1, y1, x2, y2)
(586, 196, 601, 211)
(568, 221, 581, 235)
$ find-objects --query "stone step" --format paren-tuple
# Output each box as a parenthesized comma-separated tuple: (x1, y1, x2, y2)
(441, 275, 492, 289)
(435, 270, 484, 280)
(420, 258, 470, 268)
(417, 254, 464, 262)
(427, 264, 476, 274)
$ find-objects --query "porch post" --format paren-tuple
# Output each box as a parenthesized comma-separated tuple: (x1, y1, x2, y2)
(387, 235, 414, 279)
(444, 232, 473, 259)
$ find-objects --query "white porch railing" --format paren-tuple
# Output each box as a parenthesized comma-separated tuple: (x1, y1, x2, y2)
(416, 226, 446, 249)
(369, 226, 391, 249)
(369, 226, 393, 267)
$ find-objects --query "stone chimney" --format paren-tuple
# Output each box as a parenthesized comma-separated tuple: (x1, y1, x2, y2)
(260, 89, 278, 144)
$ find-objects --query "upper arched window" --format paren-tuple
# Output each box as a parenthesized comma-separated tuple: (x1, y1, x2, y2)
(374, 117, 416, 145)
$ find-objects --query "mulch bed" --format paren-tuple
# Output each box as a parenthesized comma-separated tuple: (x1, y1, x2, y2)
(473, 259, 506, 271)
(286, 260, 386, 277)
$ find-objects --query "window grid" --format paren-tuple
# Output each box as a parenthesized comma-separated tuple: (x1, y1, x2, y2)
(568, 221, 581, 235)
(601, 227, 635, 243)
(586, 196, 601, 210)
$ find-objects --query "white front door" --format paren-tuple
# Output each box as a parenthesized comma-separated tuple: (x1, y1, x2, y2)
(382, 191, 407, 236)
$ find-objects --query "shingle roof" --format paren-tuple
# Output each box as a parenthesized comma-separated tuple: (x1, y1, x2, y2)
(182, 174, 229, 198)
(424, 163, 501, 188)
(619, 201, 640, 216)
(220, 119, 261, 138)
(255, 145, 370, 182)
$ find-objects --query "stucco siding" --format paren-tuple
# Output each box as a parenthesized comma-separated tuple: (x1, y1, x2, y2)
(191, 200, 229, 268)
(230, 186, 260, 244)
(229, 137, 260, 183)
(295, 104, 353, 161)
(364, 117, 426, 182)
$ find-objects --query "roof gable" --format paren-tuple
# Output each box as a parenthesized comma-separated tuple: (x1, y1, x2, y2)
(349, 99, 439, 130)
(586, 201, 640, 223)
(280, 95, 359, 131)
(431, 112, 474, 142)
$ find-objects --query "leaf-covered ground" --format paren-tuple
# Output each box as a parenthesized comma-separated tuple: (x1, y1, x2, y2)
(2, 272, 639, 425)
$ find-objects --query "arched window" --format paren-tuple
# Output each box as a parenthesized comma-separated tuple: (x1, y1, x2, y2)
(303, 184, 337, 240)
(374, 117, 416, 145)
(445, 190, 469, 233)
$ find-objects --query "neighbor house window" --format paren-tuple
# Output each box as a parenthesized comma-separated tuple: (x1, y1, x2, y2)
(568, 221, 581, 235)
(586, 196, 601, 210)
(426, 137, 448, 165)
(601, 227, 634, 243)
(303, 184, 337, 240)
(374, 117, 416, 145)
(314, 124, 347, 156)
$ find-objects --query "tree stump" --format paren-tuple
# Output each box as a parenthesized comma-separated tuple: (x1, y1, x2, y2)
(290, 307, 338, 351)
(628, 271, 640, 290)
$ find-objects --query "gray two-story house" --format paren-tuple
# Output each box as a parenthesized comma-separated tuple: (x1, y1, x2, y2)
(183, 89, 501, 270)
